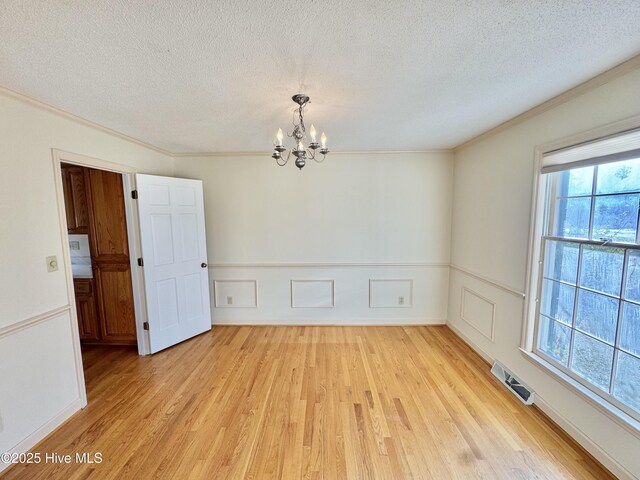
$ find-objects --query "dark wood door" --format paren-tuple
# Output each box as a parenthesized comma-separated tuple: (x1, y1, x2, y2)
(61, 164, 89, 234)
(85, 168, 137, 345)
(74, 279, 100, 341)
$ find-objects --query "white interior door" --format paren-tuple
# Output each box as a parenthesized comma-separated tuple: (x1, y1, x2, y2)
(136, 174, 211, 353)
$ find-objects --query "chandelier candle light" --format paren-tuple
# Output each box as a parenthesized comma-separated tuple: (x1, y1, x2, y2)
(272, 94, 329, 170)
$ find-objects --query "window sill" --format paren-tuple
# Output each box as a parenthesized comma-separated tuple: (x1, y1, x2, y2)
(519, 348, 640, 439)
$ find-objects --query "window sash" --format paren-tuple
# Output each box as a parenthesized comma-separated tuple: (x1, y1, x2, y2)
(544, 163, 640, 245)
(533, 165, 640, 423)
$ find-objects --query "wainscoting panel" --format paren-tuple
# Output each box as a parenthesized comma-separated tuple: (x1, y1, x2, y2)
(208, 263, 449, 324)
(0, 307, 82, 472)
(291, 280, 335, 308)
(213, 280, 258, 308)
(460, 287, 495, 340)
(369, 279, 413, 308)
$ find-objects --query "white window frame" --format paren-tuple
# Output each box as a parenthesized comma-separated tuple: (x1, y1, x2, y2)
(522, 115, 640, 436)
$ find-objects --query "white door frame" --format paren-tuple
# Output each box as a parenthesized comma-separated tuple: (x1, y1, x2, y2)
(51, 149, 151, 405)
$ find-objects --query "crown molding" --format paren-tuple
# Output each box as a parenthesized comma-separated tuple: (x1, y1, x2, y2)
(453, 53, 640, 153)
(172, 149, 454, 158)
(0, 85, 454, 158)
(3, 53, 639, 159)
(0, 85, 174, 157)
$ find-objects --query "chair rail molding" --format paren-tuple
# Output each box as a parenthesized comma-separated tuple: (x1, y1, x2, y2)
(0, 305, 71, 338)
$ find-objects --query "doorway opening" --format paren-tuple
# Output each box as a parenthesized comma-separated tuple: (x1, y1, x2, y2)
(54, 150, 151, 407)
(60, 162, 140, 376)
(54, 149, 212, 407)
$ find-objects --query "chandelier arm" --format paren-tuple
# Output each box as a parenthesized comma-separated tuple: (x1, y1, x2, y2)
(306, 148, 315, 161)
(313, 153, 326, 164)
(275, 150, 290, 166)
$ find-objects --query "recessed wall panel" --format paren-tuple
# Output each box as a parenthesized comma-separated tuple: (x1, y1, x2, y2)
(214, 280, 258, 308)
(460, 287, 496, 341)
(291, 280, 334, 308)
(369, 279, 413, 308)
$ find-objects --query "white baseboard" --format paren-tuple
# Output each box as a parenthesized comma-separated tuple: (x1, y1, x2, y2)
(0, 397, 83, 474)
(212, 318, 447, 326)
(446, 322, 494, 364)
(534, 396, 636, 480)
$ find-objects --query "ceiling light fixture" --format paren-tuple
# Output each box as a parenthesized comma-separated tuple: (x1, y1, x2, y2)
(272, 94, 329, 170)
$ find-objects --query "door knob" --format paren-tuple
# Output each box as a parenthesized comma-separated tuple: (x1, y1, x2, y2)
(201, 263, 208, 268)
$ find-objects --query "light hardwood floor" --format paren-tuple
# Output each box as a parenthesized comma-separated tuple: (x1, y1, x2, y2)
(2, 326, 613, 479)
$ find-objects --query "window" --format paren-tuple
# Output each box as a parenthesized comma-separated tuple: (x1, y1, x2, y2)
(532, 130, 640, 423)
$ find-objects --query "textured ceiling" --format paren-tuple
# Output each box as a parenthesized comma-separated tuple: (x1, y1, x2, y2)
(1, 1, 639, 153)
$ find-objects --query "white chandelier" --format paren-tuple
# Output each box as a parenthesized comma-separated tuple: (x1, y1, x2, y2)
(271, 94, 329, 170)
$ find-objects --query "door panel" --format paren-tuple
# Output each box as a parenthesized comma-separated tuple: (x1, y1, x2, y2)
(61, 165, 90, 234)
(95, 264, 137, 342)
(184, 273, 205, 319)
(68, 168, 89, 233)
(179, 214, 199, 261)
(86, 168, 130, 261)
(156, 278, 180, 329)
(150, 214, 175, 265)
(74, 279, 99, 342)
(76, 296, 99, 340)
(136, 174, 211, 353)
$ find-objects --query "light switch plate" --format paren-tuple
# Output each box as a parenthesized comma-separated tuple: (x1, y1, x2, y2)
(46, 255, 58, 272)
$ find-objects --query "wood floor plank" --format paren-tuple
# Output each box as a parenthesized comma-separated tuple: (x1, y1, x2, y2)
(1, 326, 615, 480)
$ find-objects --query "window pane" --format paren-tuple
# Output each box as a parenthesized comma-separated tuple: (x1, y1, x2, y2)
(613, 351, 640, 412)
(538, 316, 571, 365)
(596, 158, 640, 195)
(575, 290, 619, 344)
(552, 197, 591, 239)
(558, 166, 594, 197)
(578, 245, 624, 296)
(592, 194, 639, 244)
(625, 251, 640, 302)
(543, 240, 579, 284)
(540, 279, 575, 325)
(570, 331, 614, 391)
(620, 302, 640, 356)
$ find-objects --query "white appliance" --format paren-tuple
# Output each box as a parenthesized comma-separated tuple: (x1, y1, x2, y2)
(68, 234, 92, 278)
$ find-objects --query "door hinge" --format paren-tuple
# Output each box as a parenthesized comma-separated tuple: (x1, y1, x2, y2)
(137, 258, 144, 267)
(143, 321, 149, 330)
(131, 190, 138, 199)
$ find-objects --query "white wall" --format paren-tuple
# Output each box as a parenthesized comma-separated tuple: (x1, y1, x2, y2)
(448, 68, 640, 479)
(0, 90, 173, 470)
(174, 152, 453, 324)
(5, 62, 636, 478)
